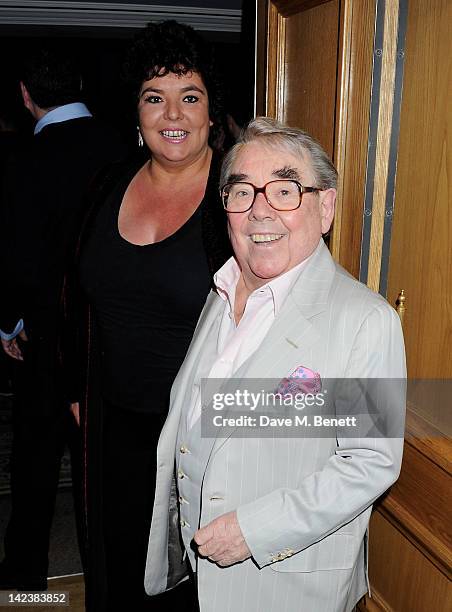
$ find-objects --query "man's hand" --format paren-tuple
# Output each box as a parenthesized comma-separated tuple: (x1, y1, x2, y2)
(194, 511, 251, 567)
(70, 402, 80, 426)
(1, 329, 28, 361)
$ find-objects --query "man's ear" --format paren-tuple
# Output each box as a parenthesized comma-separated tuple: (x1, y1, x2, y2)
(319, 188, 336, 234)
(20, 82, 32, 111)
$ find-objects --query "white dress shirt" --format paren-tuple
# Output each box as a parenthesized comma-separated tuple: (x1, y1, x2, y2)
(186, 244, 318, 429)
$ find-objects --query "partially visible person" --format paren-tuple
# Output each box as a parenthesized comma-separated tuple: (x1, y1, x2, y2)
(212, 112, 243, 154)
(68, 20, 230, 611)
(0, 47, 125, 591)
(144, 117, 406, 611)
(0, 104, 29, 397)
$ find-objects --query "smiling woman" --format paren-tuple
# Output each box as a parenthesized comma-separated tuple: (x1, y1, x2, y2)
(137, 72, 212, 169)
(118, 70, 214, 245)
(67, 20, 230, 612)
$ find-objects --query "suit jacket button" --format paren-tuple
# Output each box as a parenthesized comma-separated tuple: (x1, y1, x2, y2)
(177, 468, 186, 479)
(180, 444, 189, 454)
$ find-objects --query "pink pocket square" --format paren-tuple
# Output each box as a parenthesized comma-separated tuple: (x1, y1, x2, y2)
(276, 366, 322, 396)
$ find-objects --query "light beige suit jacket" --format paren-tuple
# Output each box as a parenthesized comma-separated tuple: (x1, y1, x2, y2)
(145, 240, 406, 612)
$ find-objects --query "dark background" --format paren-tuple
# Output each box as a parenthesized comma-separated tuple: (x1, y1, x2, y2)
(0, 0, 256, 146)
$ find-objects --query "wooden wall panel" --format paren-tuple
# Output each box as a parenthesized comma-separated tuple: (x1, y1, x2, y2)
(365, 510, 452, 611)
(386, 0, 452, 377)
(362, 408, 452, 612)
(383, 442, 452, 577)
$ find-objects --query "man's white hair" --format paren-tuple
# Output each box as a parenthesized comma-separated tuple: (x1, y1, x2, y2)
(220, 116, 338, 191)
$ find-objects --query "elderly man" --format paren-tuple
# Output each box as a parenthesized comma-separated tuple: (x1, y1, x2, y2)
(145, 118, 406, 611)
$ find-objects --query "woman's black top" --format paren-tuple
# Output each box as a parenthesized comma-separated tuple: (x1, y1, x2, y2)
(79, 162, 212, 413)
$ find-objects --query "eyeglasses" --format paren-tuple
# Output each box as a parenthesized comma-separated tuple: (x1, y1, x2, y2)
(220, 180, 319, 213)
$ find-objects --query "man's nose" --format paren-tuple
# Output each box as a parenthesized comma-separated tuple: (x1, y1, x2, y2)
(249, 190, 276, 220)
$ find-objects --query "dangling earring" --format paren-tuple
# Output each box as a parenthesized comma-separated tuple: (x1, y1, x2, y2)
(137, 126, 144, 147)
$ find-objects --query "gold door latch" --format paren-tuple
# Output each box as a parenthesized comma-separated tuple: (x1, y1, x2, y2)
(395, 290, 406, 324)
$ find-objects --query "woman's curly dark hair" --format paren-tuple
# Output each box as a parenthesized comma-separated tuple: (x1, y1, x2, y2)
(123, 20, 224, 146)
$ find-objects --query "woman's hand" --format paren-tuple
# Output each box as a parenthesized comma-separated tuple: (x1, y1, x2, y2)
(70, 402, 80, 426)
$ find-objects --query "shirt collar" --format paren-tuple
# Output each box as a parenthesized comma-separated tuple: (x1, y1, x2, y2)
(34, 102, 92, 135)
(214, 257, 241, 315)
(214, 239, 320, 316)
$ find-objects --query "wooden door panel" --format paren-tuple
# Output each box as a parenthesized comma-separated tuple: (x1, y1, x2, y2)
(262, 0, 339, 157)
(283, 1, 339, 157)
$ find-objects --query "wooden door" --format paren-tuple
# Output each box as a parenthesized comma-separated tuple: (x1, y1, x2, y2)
(256, 0, 376, 277)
